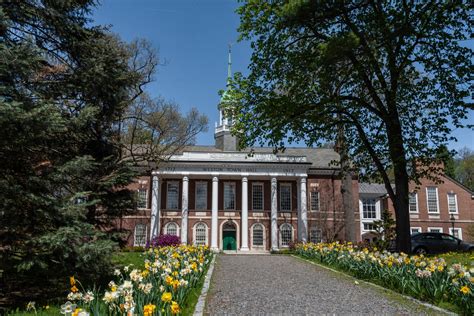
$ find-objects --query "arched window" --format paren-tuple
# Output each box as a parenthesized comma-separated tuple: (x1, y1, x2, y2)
(134, 224, 147, 247)
(166, 222, 178, 236)
(194, 223, 207, 246)
(280, 223, 293, 247)
(309, 227, 322, 244)
(252, 224, 264, 246)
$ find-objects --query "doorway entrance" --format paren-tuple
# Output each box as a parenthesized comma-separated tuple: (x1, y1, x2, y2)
(222, 221, 237, 250)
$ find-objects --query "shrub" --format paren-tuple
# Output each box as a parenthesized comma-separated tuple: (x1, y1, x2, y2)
(150, 234, 181, 248)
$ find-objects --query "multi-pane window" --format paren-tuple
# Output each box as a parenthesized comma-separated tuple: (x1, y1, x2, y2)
(362, 199, 377, 219)
(363, 223, 376, 231)
(409, 193, 418, 213)
(450, 228, 461, 239)
(224, 182, 236, 210)
(252, 183, 264, 211)
(195, 182, 208, 210)
(280, 223, 292, 246)
(166, 222, 178, 236)
(252, 224, 264, 246)
(428, 227, 442, 233)
(310, 191, 320, 211)
(166, 182, 179, 210)
(280, 184, 292, 211)
(447, 193, 457, 213)
(134, 224, 147, 247)
(137, 189, 147, 209)
(426, 187, 439, 213)
(411, 227, 421, 235)
(309, 228, 322, 243)
(195, 223, 207, 245)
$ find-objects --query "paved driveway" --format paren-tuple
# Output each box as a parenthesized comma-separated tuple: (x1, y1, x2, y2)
(205, 255, 439, 315)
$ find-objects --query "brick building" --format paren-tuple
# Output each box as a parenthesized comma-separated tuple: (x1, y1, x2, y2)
(120, 142, 360, 251)
(359, 176, 474, 242)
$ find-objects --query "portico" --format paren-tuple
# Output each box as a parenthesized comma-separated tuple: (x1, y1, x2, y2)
(149, 151, 310, 252)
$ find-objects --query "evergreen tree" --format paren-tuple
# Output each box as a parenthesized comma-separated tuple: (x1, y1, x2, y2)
(0, 0, 140, 307)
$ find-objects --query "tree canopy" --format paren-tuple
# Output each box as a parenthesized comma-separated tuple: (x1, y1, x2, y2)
(230, 0, 473, 252)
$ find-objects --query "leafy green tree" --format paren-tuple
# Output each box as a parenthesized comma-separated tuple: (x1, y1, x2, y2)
(454, 147, 474, 190)
(230, 1, 472, 253)
(435, 145, 456, 179)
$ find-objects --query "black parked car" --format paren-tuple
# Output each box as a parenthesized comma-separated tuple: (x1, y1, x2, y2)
(411, 232, 474, 254)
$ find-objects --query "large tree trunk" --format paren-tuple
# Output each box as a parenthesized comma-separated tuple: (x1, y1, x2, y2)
(393, 170, 411, 253)
(336, 123, 356, 242)
(341, 166, 356, 242)
(387, 114, 411, 253)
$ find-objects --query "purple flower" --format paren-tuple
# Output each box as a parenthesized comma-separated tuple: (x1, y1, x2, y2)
(149, 234, 180, 248)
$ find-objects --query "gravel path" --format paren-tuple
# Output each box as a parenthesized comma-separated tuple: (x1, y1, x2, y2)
(205, 255, 437, 315)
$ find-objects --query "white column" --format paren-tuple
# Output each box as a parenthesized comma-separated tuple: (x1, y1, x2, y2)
(271, 177, 278, 251)
(181, 176, 189, 244)
(297, 179, 302, 241)
(150, 175, 160, 240)
(241, 177, 249, 251)
(211, 176, 219, 251)
(300, 177, 308, 243)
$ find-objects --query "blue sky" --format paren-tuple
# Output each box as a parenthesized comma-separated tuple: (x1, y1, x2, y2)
(93, 0, 473, 152)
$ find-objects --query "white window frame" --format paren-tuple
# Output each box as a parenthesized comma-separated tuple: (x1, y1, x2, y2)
(252, 182, 264, 211)
(426, 187, 439, 213)
(361, 198, 377, 219)
(310, 191, 320, 212)
(409, 192, 418, 213)
(279, 223, 293, 247)
(224, 182, 236, 210)
(133, 224, 147, 247)
(164, 222, 180, 236)
(251, 223, 265, 248)
(410, 227, 422, 235)
(362, 222, 376, 232)
(166, 181, 179, 210)
(137, 188, 148, 209)
(195, 181, 208, 210)
(279, 183, 292, 212)
(427, 227, 443, 233)
(449, 227, 462, 240)
(193, 222, 208, 246)
(447, 193, 458, 214)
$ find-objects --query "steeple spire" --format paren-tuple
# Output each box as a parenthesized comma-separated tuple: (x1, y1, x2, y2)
(227, 43, 232, 86)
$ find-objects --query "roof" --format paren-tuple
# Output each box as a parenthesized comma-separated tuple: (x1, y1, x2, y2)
(181, 145, 341, 169)
(359, 182, 391, 195)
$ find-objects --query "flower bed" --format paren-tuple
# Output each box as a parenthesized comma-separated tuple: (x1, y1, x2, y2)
(295, 242, 473, 315)
(62, 245, 212, 315)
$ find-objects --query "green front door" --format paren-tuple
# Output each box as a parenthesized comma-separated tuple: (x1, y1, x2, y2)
(223, 230, 237, 250)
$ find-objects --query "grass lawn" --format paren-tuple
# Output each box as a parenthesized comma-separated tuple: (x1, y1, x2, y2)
(436, 251, 474, 267)
(111, 251, 145, 270)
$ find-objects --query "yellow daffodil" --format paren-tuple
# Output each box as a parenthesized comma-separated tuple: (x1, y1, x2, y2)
(162, 292, 172, 303)
(460, 286, 470, 295)
(143, 303, 156, 316)
(170, 301, 181, 314)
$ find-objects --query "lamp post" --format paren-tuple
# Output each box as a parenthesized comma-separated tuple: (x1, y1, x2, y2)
(450, 214, 455, 237)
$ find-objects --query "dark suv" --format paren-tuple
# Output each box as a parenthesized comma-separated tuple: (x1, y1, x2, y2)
(411, 232, 474, 254)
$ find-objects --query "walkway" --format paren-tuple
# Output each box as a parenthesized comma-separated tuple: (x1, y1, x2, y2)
(205, 255, 438, 315)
